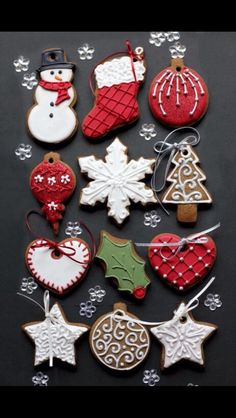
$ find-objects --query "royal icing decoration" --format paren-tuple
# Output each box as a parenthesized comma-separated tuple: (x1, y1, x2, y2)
(22, 292, 89, 367)
(30, 152, 76, 234)
(148, 232, 216, 292)
(78, 138, 156, 224)
(150, 302, 217, 369)
(25, 238, 91, 295)
(27, 48, 78, 144)
(96, 231, 150, 299)
(162, 144, 212, 222)
(149, 58, 209, 127)
(82, 42, 146, 139)
(89, 303, 150, 371)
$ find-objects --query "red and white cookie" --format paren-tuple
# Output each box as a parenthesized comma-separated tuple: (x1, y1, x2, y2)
(148, 233, 216, 291)
(149, 58, 209, 127)
(25, 238, 91, 295)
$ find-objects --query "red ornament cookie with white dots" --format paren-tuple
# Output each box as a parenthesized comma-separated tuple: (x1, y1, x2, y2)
(149, 58, 209, 128)
(148, 233, 216, 292)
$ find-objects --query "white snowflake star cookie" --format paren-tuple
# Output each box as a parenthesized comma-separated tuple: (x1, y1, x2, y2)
(22, 302, 89, 367)
(78, 138, 157, 224)
(150, 302, 217, 369)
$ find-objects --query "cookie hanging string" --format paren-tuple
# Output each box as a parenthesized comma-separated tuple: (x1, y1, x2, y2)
(151, 126, 200, 215)
(25, 209, 97, 264)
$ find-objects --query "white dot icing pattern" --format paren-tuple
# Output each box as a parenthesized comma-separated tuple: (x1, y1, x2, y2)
(24, 303, 88, 366)
(95, 56, 146, 89)
(91, 312, 150, 370)
(150, 308, 216, 368)
(162, 145, 212, 204)
(26, 239, 90, 293)
(79, 138, 156, 224)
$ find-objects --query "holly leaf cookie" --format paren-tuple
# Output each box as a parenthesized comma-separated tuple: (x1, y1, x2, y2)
(96, 230, 150, 299)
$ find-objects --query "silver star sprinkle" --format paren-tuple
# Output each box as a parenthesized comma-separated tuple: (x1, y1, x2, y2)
(15, 144, 32, 160)
(13, 55, 30, 72)
(143, 369, 160, 386)
(77, 43, 95, 60)
(89, 285, 106, 303)
(204, 293, 222, 311)
(32, 372, 49, 386)
(139, 123, 157, 141)
(20, 277, 38, 295)
(169, 42, 187, 59)
(65, 221, 83, 237)
(22, 72, 38, 90)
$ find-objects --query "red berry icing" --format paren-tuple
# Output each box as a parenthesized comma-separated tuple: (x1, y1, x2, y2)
(148, 233, 216, 292)
(133, 287, 146, 299)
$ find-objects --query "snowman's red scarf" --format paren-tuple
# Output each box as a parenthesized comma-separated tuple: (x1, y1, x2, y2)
(39, 80, 72, 105)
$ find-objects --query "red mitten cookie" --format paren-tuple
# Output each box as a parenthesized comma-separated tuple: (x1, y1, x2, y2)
(149, 58, 209, 127)
(30, 152, 76, 234)
(148, 233, 216, 291)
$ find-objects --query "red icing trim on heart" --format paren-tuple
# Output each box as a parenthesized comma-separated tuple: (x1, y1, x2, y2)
(148, 233, 216, 291)
(149, 66, 209, 127)
(25, 238, 91, 295)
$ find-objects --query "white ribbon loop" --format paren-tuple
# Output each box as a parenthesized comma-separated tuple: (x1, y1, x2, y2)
(112, 277, 216, 328)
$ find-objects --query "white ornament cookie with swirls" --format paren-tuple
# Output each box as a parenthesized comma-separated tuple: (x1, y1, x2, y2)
(89, 302, 150, 371)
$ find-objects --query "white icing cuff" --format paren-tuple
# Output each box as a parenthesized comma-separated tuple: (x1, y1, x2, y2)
(95, 56, 146, 88)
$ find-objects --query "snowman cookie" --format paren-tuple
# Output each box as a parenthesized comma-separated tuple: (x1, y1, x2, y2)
(27, 48, 78, 144)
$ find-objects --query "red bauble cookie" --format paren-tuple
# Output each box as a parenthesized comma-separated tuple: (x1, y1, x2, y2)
(149, 58, 209, 127)
(148, 233, 216, 291)
(30, 152, 76, 234)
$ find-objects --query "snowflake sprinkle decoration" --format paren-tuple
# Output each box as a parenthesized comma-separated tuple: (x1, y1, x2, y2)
(15, 144, 32, 160)
(164, 32, 180, 42)
(169, 41, 186, 59)
(21, 72, 38, 90)
(139, 123, 157, 141)
(13, 55, 30, 72)
(144, 210, 161, 228)
(79, 301, 96, 318)
(143, 369, 160, 386)
(149, 32, 166, 47)
(20, 277, 38, 294)
(187, 383, 199, 386)
(65, 221, 82, 238)
(204, 294, 222, 311)
(77, 43, 95, 60)
(32, 372, 49, 386)
(89, 285, 106, 303)
(78, 138, 156, 224)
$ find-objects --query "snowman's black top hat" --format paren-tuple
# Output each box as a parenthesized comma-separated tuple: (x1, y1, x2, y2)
(38, 48, 75, 72)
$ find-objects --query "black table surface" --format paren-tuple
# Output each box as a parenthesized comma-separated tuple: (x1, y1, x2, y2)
(0, 31, 236, 386)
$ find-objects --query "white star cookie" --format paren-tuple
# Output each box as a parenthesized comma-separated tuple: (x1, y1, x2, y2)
(78, 138, 157, 224)
(150, 303, 217, 369)
(22, 303, 89, 366)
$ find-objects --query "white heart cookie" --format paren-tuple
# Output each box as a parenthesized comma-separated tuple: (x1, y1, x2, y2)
(25, 238, 91, 295)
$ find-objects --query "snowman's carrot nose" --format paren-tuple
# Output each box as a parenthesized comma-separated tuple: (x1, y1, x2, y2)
(55, 75, 62, 81)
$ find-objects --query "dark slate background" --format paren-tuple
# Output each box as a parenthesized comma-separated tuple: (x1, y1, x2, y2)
(0, 31, 235, 386)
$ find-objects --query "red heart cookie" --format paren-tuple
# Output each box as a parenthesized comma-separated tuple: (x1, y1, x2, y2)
(25, 238, 91, 295)
(148, 233, 216, 291)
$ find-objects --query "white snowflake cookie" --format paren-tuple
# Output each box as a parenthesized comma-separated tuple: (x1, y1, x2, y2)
(78, 138, 157, 224)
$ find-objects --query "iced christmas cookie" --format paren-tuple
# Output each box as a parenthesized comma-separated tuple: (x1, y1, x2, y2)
(150, 302, 217, 369)
(96, 231, 150, 299)
(22, 295, 89, 367)
(149, 58, 209, 128)
(89, 302, 150, 371)
(78, 137, 156, 224)
(162, 144, 212, 223)
(27, 48, 78, 144)
(148, 232, 216, 292)
(82, 42, 146, 139)
(30, 152, 76, 234)
(25, 237, 91, 295)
